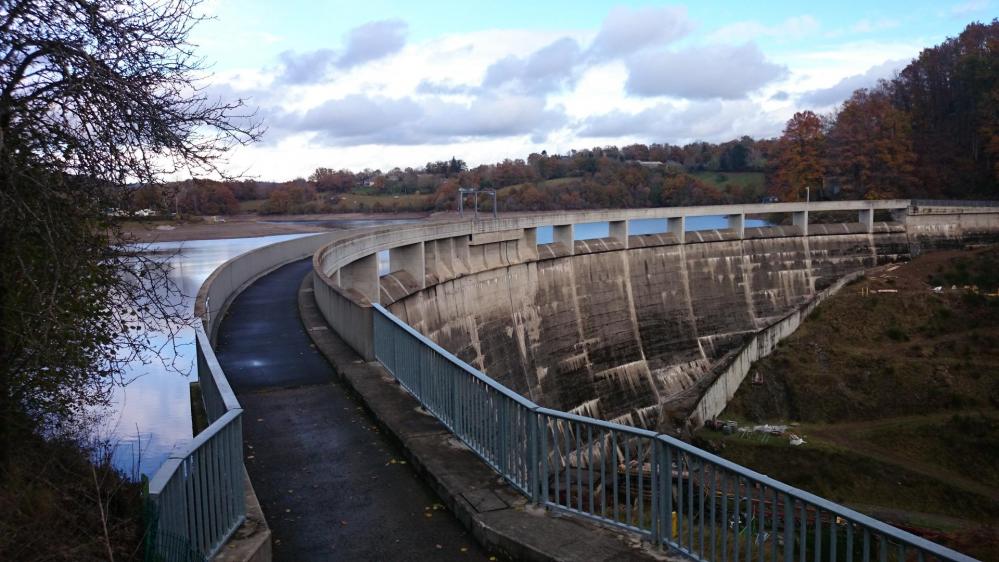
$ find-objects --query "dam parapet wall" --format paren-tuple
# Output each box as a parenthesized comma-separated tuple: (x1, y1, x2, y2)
(312, 201, 999, 433)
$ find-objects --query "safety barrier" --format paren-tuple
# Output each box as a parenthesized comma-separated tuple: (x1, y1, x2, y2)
(372, 303, 976, 562)
(147, 232, 337, 560)
(145, 321, 245, 561)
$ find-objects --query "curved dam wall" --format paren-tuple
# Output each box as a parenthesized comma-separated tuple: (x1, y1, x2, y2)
(386, 226, 911, 433)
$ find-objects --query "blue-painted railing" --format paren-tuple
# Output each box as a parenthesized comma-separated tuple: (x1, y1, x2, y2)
(372, 304, 977, 562)
(145, 321, 245, 561)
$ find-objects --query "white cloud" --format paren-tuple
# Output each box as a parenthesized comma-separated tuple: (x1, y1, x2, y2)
(850, 18, 901, 34)
(199, 7, 945, 177)
(274, 93, 565, 146)
(483, 37, 582, 94)
(339, 20, 409, 69)
(588, 6, 694, 58)
(708, 15, 820, 43)
(799, 59, 908, 107)
(951, 0, 989, 15)
(276, 19, 409, 84)
(578, 99, 787, 144)
(626, 43, 788, 99)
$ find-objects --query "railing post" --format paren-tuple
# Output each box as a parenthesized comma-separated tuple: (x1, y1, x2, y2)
(529, 408, 540, 504)
(499, 398, 508, 478)
(783, 492, 793, 562)
(651, 439, 661, 545)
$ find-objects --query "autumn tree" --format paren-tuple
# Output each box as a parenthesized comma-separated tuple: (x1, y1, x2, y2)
(177, 180, 240, 215)
(826, 88, 918, 199)
(310, 167, 356, 193)
(890, 20, 998, 196)
(263, 181, 318, 214)
(772, 111, 826, 201)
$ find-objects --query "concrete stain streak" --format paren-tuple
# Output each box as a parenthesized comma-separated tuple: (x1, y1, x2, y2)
(387, 230, 920, 433)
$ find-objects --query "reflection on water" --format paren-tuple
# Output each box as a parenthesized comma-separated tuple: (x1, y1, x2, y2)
(107, 234, 315, 477)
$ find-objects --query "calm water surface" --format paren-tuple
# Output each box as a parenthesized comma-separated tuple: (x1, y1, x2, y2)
(108, 234, 315, 477)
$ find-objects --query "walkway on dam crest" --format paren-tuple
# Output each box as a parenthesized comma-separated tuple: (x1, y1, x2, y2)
(214, 259, 487, 561)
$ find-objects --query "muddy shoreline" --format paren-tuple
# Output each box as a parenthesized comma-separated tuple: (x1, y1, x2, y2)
(121, 212, 435, 242)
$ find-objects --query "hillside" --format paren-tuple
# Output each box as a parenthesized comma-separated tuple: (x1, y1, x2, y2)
(696, 246, 999, 560)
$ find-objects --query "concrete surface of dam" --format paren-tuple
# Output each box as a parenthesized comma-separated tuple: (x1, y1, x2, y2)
(385, 225, 916, 433)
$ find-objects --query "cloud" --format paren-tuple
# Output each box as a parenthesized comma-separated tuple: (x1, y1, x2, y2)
(276, 19, 408, 84)
(420, 96, 565, 142)
(277, 49, 339, 85)
(482, 37, 582, 94)
(294, 95, 422, 139)
(625, 43, 787, 99)
(415, 80, 478, 95)
(850, 18, 900, 33)
(589, 6, 693, 58)
(799, 59, 907, 107)
(951, 0, 989, 15)
(578, 99, 783, 142)
(339, 19, 409, 69)
(708, 15, 820, 43)
(276, 94, 565, 145)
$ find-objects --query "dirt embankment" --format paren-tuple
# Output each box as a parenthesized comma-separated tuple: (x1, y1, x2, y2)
(697, 246, 999, 560)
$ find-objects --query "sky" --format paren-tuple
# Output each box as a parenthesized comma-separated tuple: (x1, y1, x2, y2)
(189, 0, 995, 180)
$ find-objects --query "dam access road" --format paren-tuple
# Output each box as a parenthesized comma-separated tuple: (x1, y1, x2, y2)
(214, 259, 487, 561)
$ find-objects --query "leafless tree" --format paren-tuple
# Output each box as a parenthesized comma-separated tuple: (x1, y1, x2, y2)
(0, 0, 262, 463)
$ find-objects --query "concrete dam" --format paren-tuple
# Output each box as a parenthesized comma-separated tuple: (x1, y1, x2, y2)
(384, 224, 914, 434)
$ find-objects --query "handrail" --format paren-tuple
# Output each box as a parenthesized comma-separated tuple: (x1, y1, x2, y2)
(147, 233, 339, 561)
(370, 302, 978, 562)
(146, 329, 246, 561)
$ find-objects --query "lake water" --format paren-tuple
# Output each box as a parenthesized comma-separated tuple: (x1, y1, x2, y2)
(107, 234, 315, 477)
(535, 216, 770, 244)
(112, 214, 764, 477)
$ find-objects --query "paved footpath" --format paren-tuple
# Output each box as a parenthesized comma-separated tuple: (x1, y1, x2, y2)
(215, 259, 489, 561)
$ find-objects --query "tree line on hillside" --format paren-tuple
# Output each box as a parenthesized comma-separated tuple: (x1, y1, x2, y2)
(774, 20, 998, 201)
(129, 20, 997, 217)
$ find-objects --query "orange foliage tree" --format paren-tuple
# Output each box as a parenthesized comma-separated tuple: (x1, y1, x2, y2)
(826, 88, 917, 199)
(772, 111, 825, 201)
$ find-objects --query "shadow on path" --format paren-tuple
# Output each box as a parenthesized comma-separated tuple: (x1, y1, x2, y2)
(216, 259, 487, 561)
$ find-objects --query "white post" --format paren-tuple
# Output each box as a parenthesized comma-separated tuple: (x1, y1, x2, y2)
(667, 216, 685, 243)
(554, 224, 574, 254)
(728, 214, 745, 239)
(793, 210, 809, 237)
(389, 242, 426, 289)
(609, 220, 629, 248)
(859, 209, 874, 233)
(340, 253, 380, 304)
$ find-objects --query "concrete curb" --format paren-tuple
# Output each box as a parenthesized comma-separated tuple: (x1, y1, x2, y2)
(297, 273, 681, 562)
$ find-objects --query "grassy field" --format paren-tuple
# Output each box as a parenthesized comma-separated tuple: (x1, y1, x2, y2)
(691, 171, 766, 192)
(238, 192, 434, 214)
(697, 247, 999, 559)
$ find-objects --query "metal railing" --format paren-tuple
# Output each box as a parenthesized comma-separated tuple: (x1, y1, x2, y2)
(372, 304, 977, 562)
(145, 321, 245, 561)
